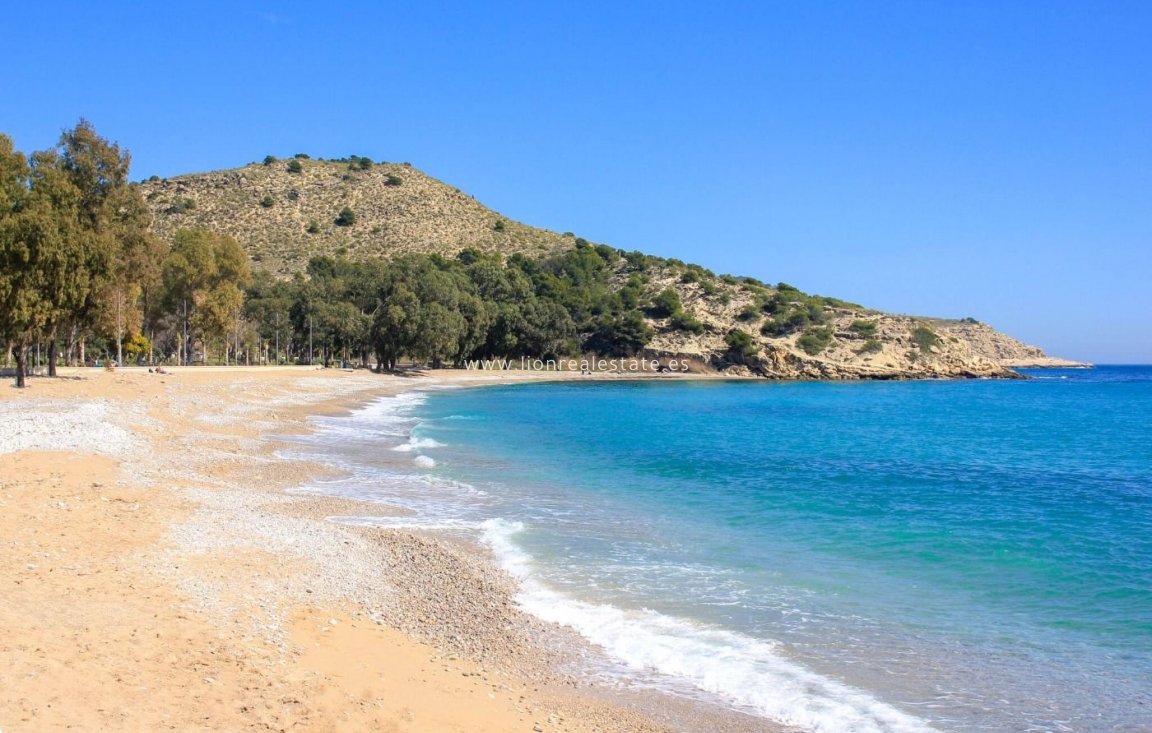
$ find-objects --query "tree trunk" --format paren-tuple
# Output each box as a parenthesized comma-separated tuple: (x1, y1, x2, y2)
(79, 337, 86, 366)
(14, 344, 28, 388)
(48, 327, 58, 377)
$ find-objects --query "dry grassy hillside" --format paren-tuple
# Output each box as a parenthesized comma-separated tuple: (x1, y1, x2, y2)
(141, 157, 573, 275)
(140, 158, 1085, 377)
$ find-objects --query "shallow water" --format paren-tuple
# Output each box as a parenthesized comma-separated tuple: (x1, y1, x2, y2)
(292, 367, 1152, 733)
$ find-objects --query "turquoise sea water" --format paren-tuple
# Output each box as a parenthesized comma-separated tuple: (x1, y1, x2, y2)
(296, 367, 1152, 732)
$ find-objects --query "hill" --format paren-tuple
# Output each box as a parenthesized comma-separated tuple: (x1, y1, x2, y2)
(141, 158, 1087, 378)
(141, 156, 571, 275)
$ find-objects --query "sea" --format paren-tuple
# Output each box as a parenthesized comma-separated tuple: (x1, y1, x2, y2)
(287, 366, 1152, 733)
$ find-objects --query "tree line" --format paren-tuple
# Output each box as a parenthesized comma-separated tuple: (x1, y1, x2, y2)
(1, 122, 167, 387)
(3, 122, 694, 387)
(242, 242, 662, 371)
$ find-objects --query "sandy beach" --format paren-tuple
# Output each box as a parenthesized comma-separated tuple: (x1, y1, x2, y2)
(0, 366, 782, 733)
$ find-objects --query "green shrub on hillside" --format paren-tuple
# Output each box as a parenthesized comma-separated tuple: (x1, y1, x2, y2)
(680, 270, 700, 284)
(797, 326, 834, 355)
(725, 329, 757, 357)
(294, 153, 310, 159)
(493, 220, 506, 232)
(306, 220, 321, 234)
(670, 310, 705, 334)
(911, 325, 939, 351)
(385, 174, 402, 186)
(287, 189, 299, 201)
(335, 207, 356, 227)
(287, 159, 303, 174)
(259, 195, 275, 208)
(263, 155, 277, 166)
(166, 197, 196, 215)
(651, 288, 682, 317)
(738, 304, 760, 322)
(850, 320, 877, 338)
(856, 339, 883, 355)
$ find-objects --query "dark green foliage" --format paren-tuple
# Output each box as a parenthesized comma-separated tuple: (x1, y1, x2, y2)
(166, 197, 196, 214)
(294, 153, 310, 159)
(493, 219, 506, 232)
(358, 157, 373, 170)
(305, 220, 321, 234)
(623, 250, 653, 271)
(287, 189, 299, 202)
(725, 329, 757, 357)
(720, 274, 738, 285)
(584, 312, 653, 356)
(259, 195, 275, 208)
(286, 159, 303, 173)
(651, 288, 682, 317)
(594, 244, 617, 263)
(961, 316, 980, 324)
(334, 207, 356, 227)
(818, 295, 863, 309)
(263, 155, 277, 166)
(758, 282, 833, 337)
(738, 304, 760, 321)
(669, 311, 704, 334)
(262, 240, 660, 366)
(850, 320, 877, 338)
(385, 174, 402, 186)
(856, 339, 883, 355)
(680, 270, 700, 284)
(797, 326, 835, 355)
(700, 280, 718, 296)
(911, 325, 939, 351)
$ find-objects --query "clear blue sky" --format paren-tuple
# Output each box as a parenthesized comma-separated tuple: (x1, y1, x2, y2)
(4, 1, 1150, 362)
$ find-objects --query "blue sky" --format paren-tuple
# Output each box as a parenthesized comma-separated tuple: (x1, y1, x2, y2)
(4, 1, 1150, 362)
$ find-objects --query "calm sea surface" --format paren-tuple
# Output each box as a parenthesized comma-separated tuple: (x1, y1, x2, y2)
(292, 366, 1152, 733)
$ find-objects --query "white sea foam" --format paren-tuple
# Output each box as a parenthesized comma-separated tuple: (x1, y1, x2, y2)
(393, 436, 445, 452)
(329, 516, 481, 531)
(479, 519, 937, 733)
(307, 392, 428, 442)
(413, 455, 436, 468)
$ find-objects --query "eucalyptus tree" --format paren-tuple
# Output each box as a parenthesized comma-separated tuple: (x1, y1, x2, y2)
(50, 120, 162, 369)
(161, 229, 251, 364)
(0, 136, 46, 386)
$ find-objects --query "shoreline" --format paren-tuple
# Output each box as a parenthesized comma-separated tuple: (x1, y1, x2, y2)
(0, 366, 784, 733)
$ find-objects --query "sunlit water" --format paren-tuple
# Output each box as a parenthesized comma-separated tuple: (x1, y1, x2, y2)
(288, 367, 1152, 733)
